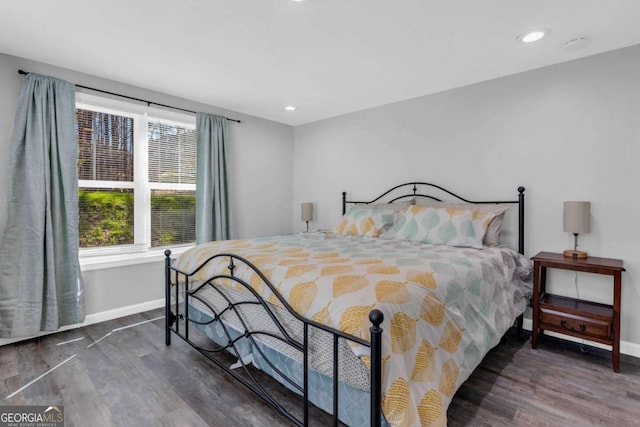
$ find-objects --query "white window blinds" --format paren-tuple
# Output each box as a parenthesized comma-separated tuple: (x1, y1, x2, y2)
(77, 109, 134, 182)
(147, 120, 196, 247)
(148, 120, 196, 184)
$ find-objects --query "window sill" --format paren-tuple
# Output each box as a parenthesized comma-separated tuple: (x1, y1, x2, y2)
(80, 246, 194, 271)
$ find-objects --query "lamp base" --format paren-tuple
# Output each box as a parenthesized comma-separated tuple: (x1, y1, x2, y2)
(563, 249, 588, 259)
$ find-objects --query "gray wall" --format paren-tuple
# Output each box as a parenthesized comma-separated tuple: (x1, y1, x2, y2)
(0, 53, 294, 320)
(293, 45, 640, 348)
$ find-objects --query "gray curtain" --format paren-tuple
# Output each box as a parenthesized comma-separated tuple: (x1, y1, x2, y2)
(196, 113, 231, 244)
(0, 73, 84, 338)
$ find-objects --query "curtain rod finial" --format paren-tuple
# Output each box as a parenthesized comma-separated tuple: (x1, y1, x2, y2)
(18, 69, 29, 75)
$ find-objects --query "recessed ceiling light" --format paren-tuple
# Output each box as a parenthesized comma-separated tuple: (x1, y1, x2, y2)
(285, 106, 296, 111)
(517, 29, 549, 43)
(565, 37, 590, 50)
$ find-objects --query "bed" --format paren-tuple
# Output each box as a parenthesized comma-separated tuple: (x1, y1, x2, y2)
(164, 182, 532, 427)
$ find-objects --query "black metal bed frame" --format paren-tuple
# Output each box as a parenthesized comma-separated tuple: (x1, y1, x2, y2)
(342, 182, 525, 255)
(164, 182, 526, 427)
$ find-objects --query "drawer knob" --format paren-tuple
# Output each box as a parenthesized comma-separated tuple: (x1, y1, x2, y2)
(560, 319, 586, 332)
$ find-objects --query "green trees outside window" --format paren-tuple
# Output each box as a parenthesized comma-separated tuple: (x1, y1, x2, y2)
(151, 190, 196, 247)
(78, 188, 134, 247)
(79, 189, 196, 248)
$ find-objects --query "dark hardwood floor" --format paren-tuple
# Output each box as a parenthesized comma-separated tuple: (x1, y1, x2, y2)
(1, 309, 638, 426)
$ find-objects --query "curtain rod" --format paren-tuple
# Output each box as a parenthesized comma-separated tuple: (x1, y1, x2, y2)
(17, 69, 241, 123)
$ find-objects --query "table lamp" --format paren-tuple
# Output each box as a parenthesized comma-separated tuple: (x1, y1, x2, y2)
(301, 202, 313, 232)
(563, 201, 590, 258)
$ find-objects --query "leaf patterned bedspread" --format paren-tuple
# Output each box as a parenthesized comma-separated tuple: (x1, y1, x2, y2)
(174, 232, 532, 426)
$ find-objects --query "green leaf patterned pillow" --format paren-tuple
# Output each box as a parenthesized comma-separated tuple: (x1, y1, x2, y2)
(389, 206, 496, 249)
(334, 207, 398, 237)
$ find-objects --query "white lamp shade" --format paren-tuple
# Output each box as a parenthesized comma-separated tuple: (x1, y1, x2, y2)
(301, 202, 313, 222)
(563, 201, 590, 234)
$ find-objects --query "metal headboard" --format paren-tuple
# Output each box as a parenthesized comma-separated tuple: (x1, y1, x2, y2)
(342, 182, 526, 254)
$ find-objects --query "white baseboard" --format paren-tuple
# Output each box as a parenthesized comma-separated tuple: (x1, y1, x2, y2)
(0, 298, 165, 347)
(82, 298, 165, 325)
(522, 318, 640, 359)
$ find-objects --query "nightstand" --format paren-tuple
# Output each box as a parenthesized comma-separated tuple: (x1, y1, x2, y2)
(531, 251, 625, 372)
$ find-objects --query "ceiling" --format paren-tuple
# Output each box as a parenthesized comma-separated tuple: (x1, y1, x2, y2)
(0, 1, 639, 126)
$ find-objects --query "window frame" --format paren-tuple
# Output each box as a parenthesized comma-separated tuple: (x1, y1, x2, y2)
(76, 92, 197, 260)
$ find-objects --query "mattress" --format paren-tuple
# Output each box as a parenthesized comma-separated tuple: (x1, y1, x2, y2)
(186, 294, 375, 426)
(172, 232, 532, 426)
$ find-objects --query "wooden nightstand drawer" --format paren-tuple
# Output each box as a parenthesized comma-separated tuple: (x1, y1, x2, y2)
(540, 308, 612, 340)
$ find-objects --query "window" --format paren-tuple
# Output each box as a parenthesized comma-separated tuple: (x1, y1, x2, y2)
(148, 120, 197, 248)
(77, 94, 196, 256)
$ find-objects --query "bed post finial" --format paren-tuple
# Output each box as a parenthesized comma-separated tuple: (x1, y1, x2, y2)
(369, 309, 383, 326)
(342, 191, 347, 215)
(369, 309, 384, 427)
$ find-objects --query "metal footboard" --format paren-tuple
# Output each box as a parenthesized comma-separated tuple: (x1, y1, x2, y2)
(164, 250, 384, 427)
